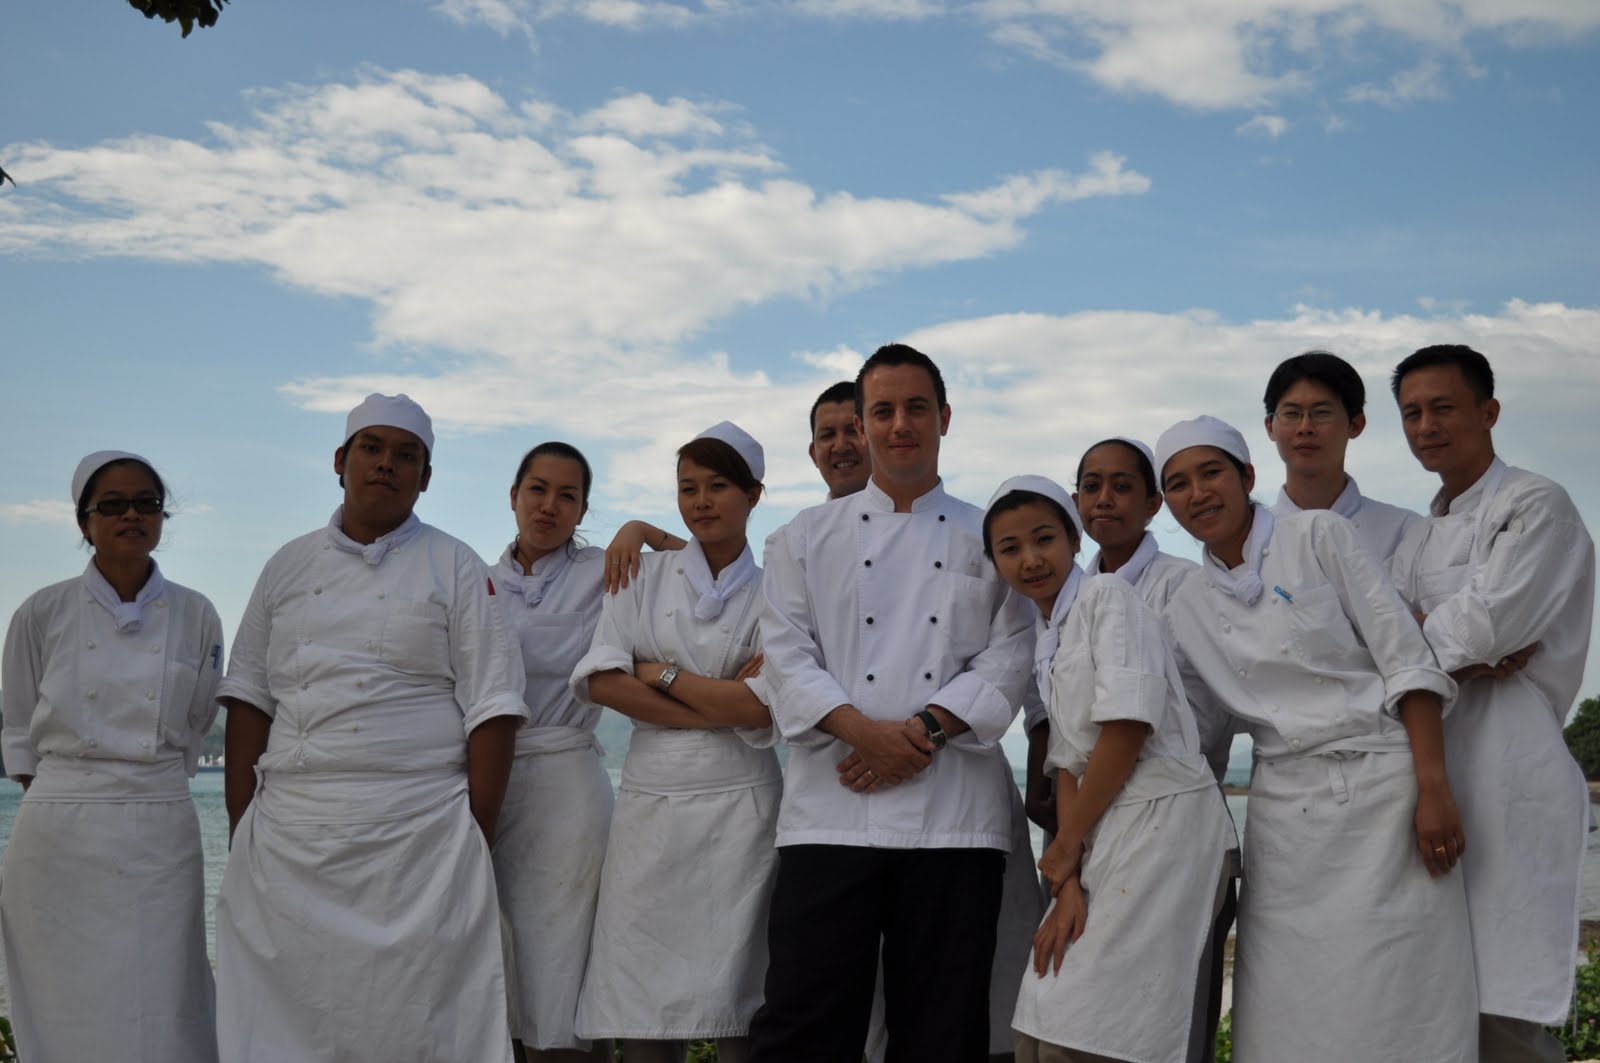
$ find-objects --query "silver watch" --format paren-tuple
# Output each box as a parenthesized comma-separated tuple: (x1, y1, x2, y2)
(657, 664, 681, 693)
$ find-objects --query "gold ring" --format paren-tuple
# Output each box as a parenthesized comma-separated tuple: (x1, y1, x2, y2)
(1433, 846, 1447, 855)
(864, 770, 875, 780)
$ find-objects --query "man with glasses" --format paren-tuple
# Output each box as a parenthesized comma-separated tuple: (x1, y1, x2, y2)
(1263, 349, 1420, 563)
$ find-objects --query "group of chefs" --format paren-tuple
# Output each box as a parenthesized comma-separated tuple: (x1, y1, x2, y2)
(0, 340, 1592, 1063)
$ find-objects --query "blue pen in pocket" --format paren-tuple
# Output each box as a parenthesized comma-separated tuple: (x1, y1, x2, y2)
(1273, 585, 1293, 604)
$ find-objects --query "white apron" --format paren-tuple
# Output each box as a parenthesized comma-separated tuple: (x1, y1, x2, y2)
(1402, 470, 1589, 1023)
(0, 757, 217, 1063)
(493, 727, 614, 1049)
(1232, 748, 1477, 1063)
(215, 767, 512, 1063)
(1011, 757, 1234, 1063)
(576, 726, 782, 1040)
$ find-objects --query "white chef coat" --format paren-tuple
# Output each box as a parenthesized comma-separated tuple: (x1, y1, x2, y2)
(1272, 475, 1420, 564)
(214, 511, 527, 1063)
(489, 542, 613, 1050)
(1013, 575, 1235, 1063)
(759, 478, 1035, 850)
(570, 547, 780, 1039)
(1392, 457, 1595, 1024)
(1167, 507, 1477, 1063)
(0, 563, 222, 1063)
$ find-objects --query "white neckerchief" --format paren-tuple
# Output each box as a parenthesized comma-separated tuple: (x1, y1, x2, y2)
(498, 540, 568, 610)
(83, 559, 165, 633)
(1033, 563, 1084, 703)
(681, 536, 757, 621)
(326, 507, 422, 566)
(1203, 504, 1275, 606)
(1277, 476, 1363, 520)
(1090, 530, 1159, 589)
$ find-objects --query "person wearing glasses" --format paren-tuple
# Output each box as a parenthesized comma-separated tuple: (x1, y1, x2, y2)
(1, 451, 223, 1063)
(214, 394, 527, 1063)
(1263, 350, 1420, 564)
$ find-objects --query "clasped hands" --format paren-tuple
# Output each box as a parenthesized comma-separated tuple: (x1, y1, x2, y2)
(835, 715, 937, 794)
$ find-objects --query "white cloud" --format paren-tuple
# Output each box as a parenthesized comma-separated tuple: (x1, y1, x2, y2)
(797, 345, 867, 377)
(941, 151, 1151, 219)
(433, 0, 534, 36)
(577, 93, 728, 139)
(790, 0, 945, 18)
(1346, 58, 1450, 107)
(1236, 113, 1291, 138)
(0, 500, 76, 527)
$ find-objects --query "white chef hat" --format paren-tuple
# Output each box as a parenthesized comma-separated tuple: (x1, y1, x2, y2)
(692, 421, 765, 482)
(985, 474, 1083, 538)
(1154, 415, 1251, 484)
(1081, 436, 1157, 480)
(72, 450, 156, 507)
(344, 393, 435, 457)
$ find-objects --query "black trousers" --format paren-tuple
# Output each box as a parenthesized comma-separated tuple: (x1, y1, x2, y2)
(747, 845, 1005, 1063)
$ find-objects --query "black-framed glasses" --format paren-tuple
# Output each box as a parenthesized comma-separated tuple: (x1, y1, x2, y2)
(83, 498, 166, 517)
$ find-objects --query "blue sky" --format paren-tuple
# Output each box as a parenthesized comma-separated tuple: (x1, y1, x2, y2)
(3, 0, 1598, 710)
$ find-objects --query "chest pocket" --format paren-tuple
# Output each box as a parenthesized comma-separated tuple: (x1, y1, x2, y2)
(381, 600, 451, 675)
(518, 613, 590, 681)
(160, 651, 207, 745)
(1416, 563, 1471, 615)
(1285, 584, 1361, 665)
(944, 572, 996, 663)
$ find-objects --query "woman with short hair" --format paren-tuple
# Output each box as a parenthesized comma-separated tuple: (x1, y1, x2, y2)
(1, 451, 222, 1063)
(571, 422, 779, 1063)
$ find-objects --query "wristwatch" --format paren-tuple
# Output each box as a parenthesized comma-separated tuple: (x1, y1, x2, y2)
(915, 709, 948, 750)
(657, 664, 681, 693)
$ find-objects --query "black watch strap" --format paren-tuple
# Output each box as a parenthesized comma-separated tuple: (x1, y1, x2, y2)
(916, 709, 947, 749)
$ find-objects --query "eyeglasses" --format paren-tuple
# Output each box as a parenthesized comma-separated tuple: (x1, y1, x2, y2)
(1272, 406, 1340, 426)
(83, 498, 166, 517)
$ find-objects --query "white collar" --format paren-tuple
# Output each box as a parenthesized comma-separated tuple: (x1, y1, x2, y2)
(1276, 475, 1363, 521)
(1089, 531, 1160, 589)
(861, 477, 947, 514)
(326, 507, 422, 566)
(82, 559, 165, 633)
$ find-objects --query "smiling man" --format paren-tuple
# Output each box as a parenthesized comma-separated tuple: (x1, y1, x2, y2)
(1389, 345, 1595, 1063)
(214, 393, 528, 1063)
(1263, 350, 1420, 563)
(748, 344, 1035, 1063)
(809, 380, 872, 498)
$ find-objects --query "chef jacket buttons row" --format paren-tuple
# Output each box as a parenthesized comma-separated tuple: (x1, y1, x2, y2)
(934, 561, 942, 569)
(929, 616, 938, 624)
(924, 671, 932, 680)
(864, 559, 872, 567)
(866, 617, 874, 625)
(938, 515, 945, 522)
(866, 674, 875, 682)
(861, 514, 869, 522)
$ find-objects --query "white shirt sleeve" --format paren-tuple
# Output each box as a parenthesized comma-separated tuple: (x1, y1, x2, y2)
(1170, 625, 1237, 784)
(928, 581, 1033, 749)
(448, 550, 529, 733)
(1424, 482, 1593, 674)
(1310, 514, 1456, 716)
(218, 564, 276, 717)
(570, 577, 644, 705)
(757, 522, 854, 750)
(180, 601, 225, 774)
(1, 597, 43, 779)
(1086, 582, 1170, 730)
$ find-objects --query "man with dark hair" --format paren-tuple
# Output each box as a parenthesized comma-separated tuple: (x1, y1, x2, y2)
(1263, 349, 1419, 563)
(809, 380, 871, 499)
(749, 344, 1034, 1063)
(1390, 344, 1594, 1063)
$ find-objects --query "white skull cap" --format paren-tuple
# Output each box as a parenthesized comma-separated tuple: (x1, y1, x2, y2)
(345, 393, 435, 455)
(985, 474, 1083, 537)
(72, 450, 154, 506)
(692, 421, 765, 482)
(1154, 415, 1251, 483)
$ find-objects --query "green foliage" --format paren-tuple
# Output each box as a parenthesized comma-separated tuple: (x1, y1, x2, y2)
(686, 1042, 717, 1062)
(125, 0, 229, 37)
(1551, 956, 1600, 1059)
(1214, 1009, 1233, 1063)
(1564, 696, 1600, 778)
(0, 1016, 16, 1063)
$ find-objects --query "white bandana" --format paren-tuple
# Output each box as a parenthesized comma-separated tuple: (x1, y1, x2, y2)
(83, 559, 165, 633)
(497, 540, 568, 609)
(1090, 530, 1160, 588)
(1033, 563, 1084, 703)
(680, 536, 758, 621)
(1203, 504, 1275, 606)
(326, 507, 422, 566)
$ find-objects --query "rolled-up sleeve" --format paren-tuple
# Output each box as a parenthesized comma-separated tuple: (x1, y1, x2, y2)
(217, 565, 277, 718)
(932, 579, 1033, 749)
(569, 577, 642, 705)
(449, 550, 529, 733)
(1087, 583, 1168, 730)
(758, 523, 853, 749)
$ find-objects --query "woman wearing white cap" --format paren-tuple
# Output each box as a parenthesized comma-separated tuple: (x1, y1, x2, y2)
(570, 421, 779, 1063)
(1155, 415, 1477, 1063)
(488, 441, 614, 1063)
(1, 451, 222, 1063)
(983, 476, 1234, 1063)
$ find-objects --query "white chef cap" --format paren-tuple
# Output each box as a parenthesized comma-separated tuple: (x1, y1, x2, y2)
(345, 393, 435, 456)
(692, 421, 765, 482)
(985, 474, 1083, 538)
(1080, 436, 1157, 481)
(1154, 415, 1251, 484)
(72, 450, 156, 507)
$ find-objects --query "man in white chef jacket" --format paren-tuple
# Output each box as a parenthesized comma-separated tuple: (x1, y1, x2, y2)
(214, 393, 528, 1063)
(747, 344, 1035, 1063)
(1390, 345, 1595, 1063)
(1263, 349, 1420, 563)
